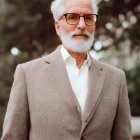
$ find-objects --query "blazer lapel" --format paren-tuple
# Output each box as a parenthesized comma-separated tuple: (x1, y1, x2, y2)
(42, 46, 82, 117)
(81, 58, 107, 132)
(42, 48, 107, 132)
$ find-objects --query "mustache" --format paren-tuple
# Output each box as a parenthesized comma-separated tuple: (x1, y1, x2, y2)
(70, 29, 91, 37)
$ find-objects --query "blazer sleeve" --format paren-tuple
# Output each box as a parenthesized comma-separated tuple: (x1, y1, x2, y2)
(111, 72, 132, 140)
(1, 64, 30, 140)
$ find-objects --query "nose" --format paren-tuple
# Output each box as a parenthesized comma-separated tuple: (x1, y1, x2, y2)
(77, 17, 86, 30)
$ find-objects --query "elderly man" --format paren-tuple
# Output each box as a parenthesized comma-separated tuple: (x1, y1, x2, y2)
(1, 0, 132, 140)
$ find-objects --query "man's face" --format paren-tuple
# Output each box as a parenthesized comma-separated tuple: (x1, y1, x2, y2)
(55, 0, 95, 52)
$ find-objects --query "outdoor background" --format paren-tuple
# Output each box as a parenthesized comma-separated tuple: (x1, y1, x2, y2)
(0, 0, 140, 138)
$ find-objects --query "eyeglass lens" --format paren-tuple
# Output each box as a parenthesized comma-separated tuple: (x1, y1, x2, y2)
(65, 13, 97, 26)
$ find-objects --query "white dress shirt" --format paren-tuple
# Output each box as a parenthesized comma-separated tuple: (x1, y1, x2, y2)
(60, 46, 91, 113)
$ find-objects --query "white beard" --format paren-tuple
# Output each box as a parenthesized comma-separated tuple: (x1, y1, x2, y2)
(59, 28, 94, 53)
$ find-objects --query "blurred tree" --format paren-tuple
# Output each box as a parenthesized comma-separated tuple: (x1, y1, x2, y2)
(0, 0, 59, 54)
(94, 0, 140, 52)
(0, 0, 139, 137)
(125, 62, 140, 116)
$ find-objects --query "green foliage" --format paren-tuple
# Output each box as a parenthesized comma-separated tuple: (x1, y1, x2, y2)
(0, 0, 59, 54)
(125, 62, 140, 116)
(95, 0, 140, 51)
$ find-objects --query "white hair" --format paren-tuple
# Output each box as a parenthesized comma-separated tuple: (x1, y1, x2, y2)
(51, 0, 98, 21)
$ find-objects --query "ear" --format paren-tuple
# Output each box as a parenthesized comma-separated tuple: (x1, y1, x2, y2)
(54, 21, 61, 36)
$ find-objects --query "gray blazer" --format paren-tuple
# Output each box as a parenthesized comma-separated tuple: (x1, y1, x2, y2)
(1, 47, 132, 140)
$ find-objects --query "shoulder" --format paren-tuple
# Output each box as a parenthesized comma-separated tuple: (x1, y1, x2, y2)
(91, 57, 125, 78)
(90, 58, 127, 89)
(17, 48, 57, 68)
(13, 57, 45, 78)
(15, 53, 50, 75)
(101, 60, 124, 74)
(15, 47, 61, 74)
(17, 57, 45, 71)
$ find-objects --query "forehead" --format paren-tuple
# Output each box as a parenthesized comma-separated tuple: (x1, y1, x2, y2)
(64, 0, 93, 13)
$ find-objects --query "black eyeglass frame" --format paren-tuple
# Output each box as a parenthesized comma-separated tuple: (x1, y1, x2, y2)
(62, 13, 98, 26)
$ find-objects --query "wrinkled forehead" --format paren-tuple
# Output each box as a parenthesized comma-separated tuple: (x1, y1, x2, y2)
(64, 0, 93, 13)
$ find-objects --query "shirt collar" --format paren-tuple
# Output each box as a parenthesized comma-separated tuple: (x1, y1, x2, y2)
(60, 45, 91, 67)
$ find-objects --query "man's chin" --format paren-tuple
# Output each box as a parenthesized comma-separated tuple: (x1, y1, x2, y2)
(64, 44, 92, 53)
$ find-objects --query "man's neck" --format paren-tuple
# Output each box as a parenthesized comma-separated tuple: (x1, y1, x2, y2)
(63, 46, 87, 69)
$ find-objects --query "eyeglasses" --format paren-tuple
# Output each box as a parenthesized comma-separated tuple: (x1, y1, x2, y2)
(62, 13, 98, 26)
